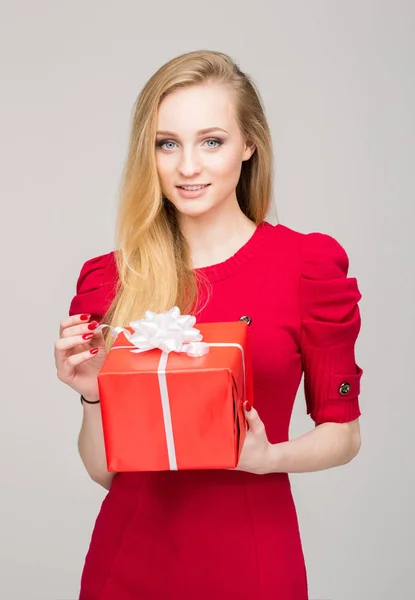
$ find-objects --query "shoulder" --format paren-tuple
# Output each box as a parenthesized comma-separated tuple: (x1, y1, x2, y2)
(299, 230, 350, 279)
(68, 250, 118, 318)
(74, 251, 117, 290)
(295, 228, 362, 331)
(264, 222, 351, 279)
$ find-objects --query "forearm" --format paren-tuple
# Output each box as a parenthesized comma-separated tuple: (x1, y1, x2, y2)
(78, 402, 116, 490)
(269, 420, 361, 474)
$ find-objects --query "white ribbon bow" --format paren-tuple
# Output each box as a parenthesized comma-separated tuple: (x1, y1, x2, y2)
(97, 306, 210, 357)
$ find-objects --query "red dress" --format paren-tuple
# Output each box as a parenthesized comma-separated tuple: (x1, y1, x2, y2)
(69, 221, 363, 600)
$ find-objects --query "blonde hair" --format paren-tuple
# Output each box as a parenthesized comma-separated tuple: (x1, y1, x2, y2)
(103, 50, 275, 347)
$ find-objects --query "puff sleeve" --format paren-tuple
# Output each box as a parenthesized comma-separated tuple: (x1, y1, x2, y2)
(299, 232, 363, 424)
(68, 252, 118, 320)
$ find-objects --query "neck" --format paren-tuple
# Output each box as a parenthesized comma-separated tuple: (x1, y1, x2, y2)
(178, 198, 257, 269)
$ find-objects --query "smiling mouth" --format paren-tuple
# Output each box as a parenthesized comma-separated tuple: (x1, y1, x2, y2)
(177, 184, 210, 191)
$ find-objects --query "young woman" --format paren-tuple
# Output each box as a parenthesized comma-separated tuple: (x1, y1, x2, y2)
(55, 50, 363, 600)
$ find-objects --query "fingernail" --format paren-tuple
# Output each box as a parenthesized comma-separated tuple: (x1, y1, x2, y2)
(80, 314, 90, 321)
(82, 333, 93, 341)
(88, 321, 99, 330)
(245, 402, 252, 412)
(90, 348, 99, 355)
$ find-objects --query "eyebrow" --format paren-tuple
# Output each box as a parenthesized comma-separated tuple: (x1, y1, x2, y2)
(156, 127, 229, 136)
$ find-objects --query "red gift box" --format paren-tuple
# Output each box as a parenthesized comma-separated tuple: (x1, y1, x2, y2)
(97, 319, 253, 471)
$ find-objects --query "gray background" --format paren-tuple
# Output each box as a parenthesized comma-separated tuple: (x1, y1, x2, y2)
(1, 1, 414, 599)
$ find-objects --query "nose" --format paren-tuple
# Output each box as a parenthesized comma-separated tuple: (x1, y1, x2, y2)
(178, 147, 202, 177)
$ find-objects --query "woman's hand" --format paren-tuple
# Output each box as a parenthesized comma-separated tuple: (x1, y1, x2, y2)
(54, 313, 107, 401)
(234, 402, 274, 475)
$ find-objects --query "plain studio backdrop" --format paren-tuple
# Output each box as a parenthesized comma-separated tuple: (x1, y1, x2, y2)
(0, 1, 414, 599)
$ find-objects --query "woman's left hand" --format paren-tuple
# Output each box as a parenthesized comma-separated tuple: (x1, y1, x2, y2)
(234, 402, 275, 475)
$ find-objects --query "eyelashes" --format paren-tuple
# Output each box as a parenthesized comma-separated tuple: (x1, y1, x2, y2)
(156, 138, 223, 151)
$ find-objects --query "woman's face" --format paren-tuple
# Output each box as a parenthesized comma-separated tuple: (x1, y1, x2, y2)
(155, 82, 254, 220)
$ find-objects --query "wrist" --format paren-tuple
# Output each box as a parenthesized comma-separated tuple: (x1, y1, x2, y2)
(266, 443, 283, 474)
(80, 394, 100, 405)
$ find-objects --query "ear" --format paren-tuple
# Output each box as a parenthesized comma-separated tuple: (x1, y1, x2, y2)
(242, 139, 256, 162)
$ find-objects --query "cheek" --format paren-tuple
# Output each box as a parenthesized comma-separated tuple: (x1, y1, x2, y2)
(210, 146, 243, 177)
(156, 154, 175, 183)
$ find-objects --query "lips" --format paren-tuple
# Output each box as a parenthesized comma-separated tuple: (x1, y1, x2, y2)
(175, 183, 211, 199)
(177, 184, 210, 190)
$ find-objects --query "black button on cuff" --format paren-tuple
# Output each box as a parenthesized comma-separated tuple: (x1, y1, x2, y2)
(328, 366, 363, 400)
(338, 382, 351, 395)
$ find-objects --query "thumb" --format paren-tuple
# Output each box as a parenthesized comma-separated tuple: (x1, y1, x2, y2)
(244, 402, 265, 436)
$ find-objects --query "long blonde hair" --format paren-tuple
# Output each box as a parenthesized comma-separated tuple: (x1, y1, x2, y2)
(104, 50, 275, 347)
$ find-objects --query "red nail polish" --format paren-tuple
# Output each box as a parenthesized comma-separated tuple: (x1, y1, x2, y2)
(88, 321, 99, 330)
(245, 402, 252, 412)
(82, 333, 93, 341)
(80, 314, 90, 321)
(90, 348, 99, 355)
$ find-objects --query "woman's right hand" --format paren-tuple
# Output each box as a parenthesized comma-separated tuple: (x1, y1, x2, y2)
(55, 314, 107, 401)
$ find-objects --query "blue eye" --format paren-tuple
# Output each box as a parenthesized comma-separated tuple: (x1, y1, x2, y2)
(155, 138, 223, 150)
(204, 138, 222, 148)
(157, 140, 178, 150)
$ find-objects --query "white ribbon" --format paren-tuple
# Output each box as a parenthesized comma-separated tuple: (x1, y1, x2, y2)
(96, 307, 245, 470)
(96, 306, 210, 357)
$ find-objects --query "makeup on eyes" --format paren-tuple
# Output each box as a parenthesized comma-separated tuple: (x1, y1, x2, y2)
(155, 127, 229, 147)
(156, 138, 224, 150)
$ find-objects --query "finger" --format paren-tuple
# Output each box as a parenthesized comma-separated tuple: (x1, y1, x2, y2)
(56, 347, 100, 383)
(55, 341, 100, 378)
(244, 402, 266, 436)
(61, 321, 102, 339)
(54, 336, 88, 374)
(66, 347, 101, 368)
(55, 333, 97, 355)
(59, 314, 91, 336)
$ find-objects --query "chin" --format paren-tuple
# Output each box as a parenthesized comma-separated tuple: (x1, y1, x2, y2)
(175, 204, 214, 219)
(167, 197, 217, 218)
